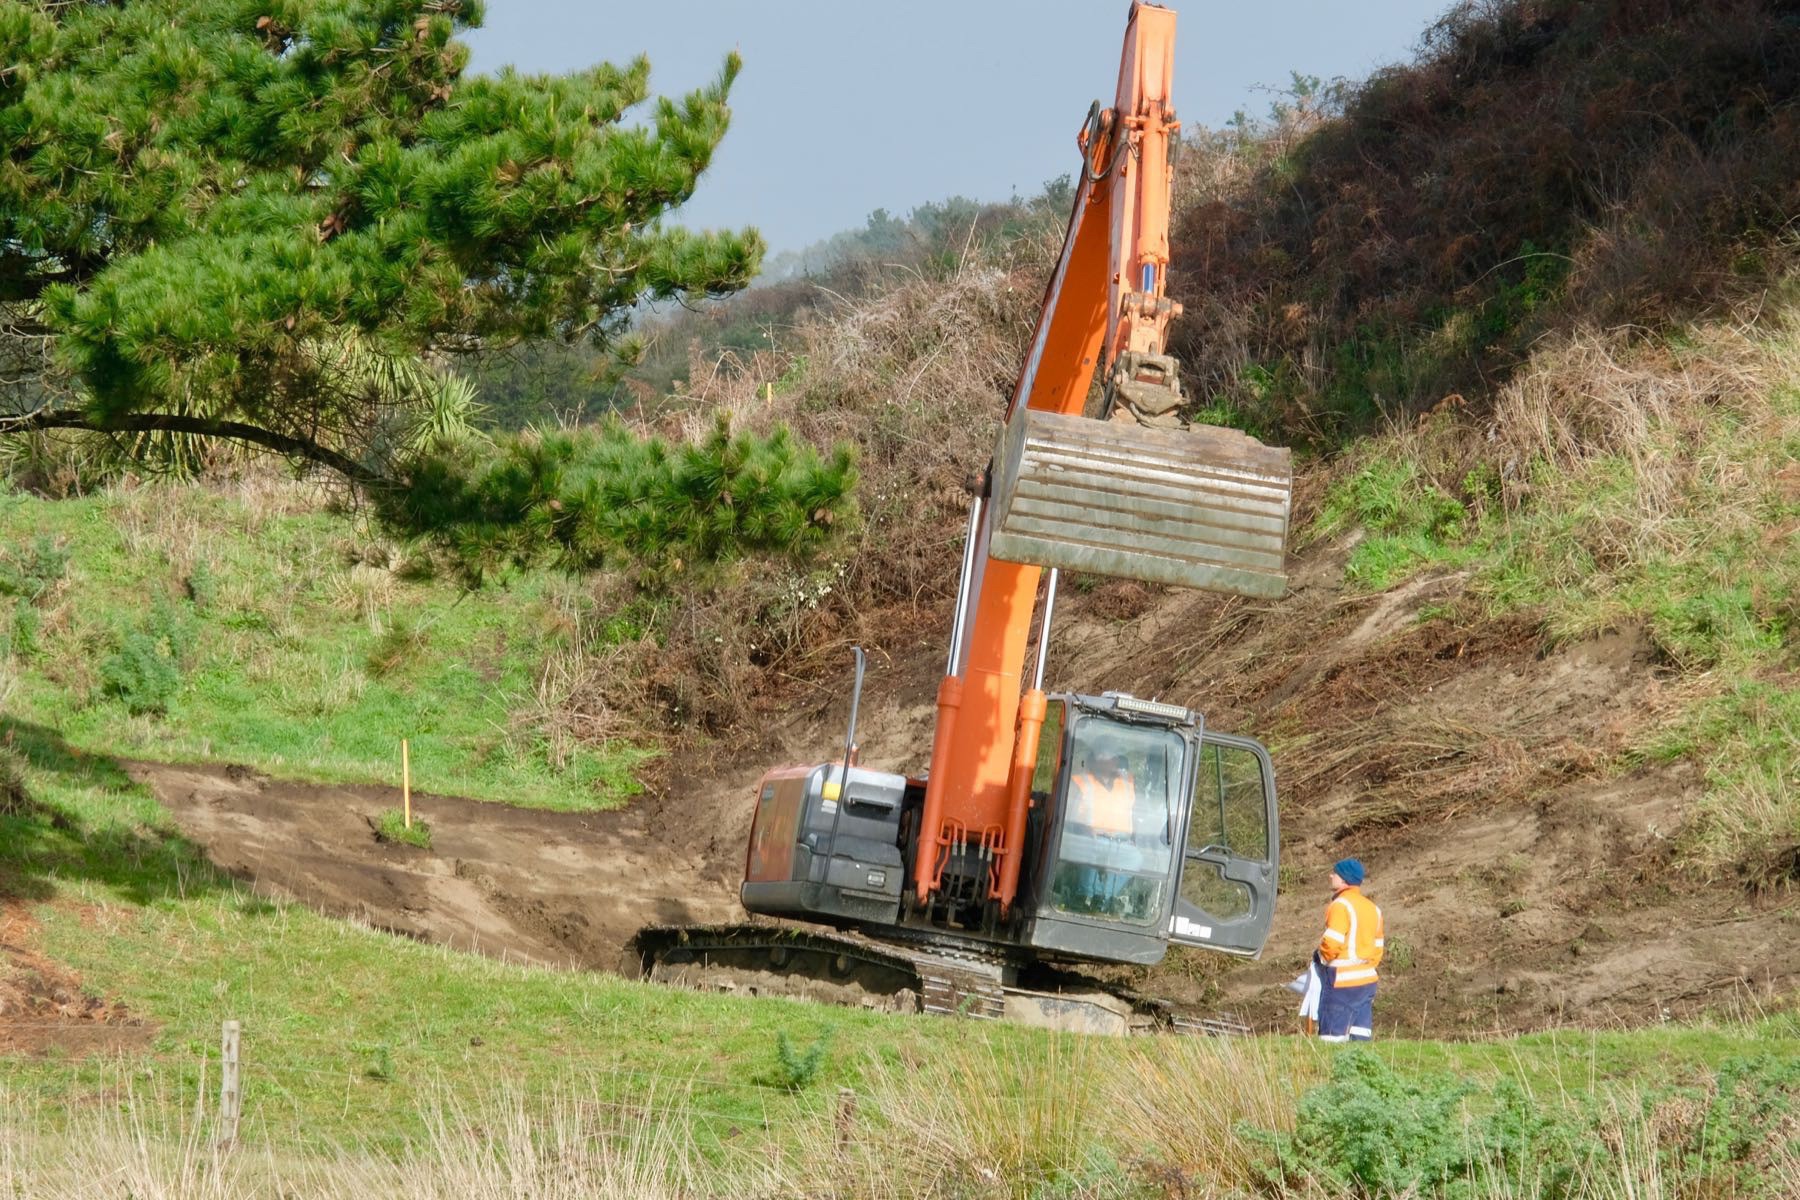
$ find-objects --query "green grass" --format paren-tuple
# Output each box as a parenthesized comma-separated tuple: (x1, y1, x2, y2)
(1646, 679, 1800, 879)
(1314, 456, 1472, 590)
(4, 735, 1796, 1178)
(0, 481, 650, 811)
(0, 740, 1030, 1157)
(373, 807, 432, 848)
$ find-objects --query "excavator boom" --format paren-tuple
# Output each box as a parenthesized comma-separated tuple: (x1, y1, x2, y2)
(645, 3, 1292, 1034)
(914, 1, 1291, 915)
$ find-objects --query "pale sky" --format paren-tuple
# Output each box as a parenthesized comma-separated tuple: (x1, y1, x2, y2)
(465, 2, 1453, 254)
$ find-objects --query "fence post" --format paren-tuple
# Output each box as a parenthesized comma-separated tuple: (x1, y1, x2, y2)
(218, 1019, 242, 1147)
(834, 1086, 857, 1152)
(402, 738, 412, 829)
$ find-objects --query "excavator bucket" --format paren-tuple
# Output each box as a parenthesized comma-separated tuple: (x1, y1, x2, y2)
(987, 407, 1292, 598)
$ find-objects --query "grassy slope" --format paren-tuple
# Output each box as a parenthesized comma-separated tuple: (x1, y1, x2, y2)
(0, 478, 649, 811)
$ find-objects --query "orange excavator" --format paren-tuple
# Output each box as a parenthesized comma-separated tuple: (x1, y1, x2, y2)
(635, 1, 1294, 1034)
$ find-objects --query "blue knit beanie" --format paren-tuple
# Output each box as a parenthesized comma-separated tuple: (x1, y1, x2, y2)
(1333, 858, 1366, 886)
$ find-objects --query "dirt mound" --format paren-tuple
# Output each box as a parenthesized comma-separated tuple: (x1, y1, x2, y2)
(1, 902, 152, 1057)
(130, 762, 743, 971)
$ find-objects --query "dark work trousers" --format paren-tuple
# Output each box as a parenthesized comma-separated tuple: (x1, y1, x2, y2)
(1317, 967, 1376, 1042)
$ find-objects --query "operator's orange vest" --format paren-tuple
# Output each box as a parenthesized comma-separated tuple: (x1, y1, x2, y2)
(1072, 773, 1134, 835)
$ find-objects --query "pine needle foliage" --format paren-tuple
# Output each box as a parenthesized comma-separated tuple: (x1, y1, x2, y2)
(0, 0, 850, 580)
(384, 414, 858, 586)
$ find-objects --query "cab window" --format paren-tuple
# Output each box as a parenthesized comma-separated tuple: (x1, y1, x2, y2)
(1047, 716, 1185, 925)
(1179, 741, 1272, 920)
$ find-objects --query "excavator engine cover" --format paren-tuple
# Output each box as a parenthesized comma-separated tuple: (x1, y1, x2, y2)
(988, 406, 1292, 598)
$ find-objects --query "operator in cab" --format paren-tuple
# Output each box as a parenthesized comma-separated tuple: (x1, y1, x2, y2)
(1059, 733, 1175, 918)
(1059, 735, 1135, 912)
(1072, 739, 1136, 839)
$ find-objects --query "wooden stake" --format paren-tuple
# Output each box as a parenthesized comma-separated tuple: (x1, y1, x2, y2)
(218, 1019, 241, 1147)
(834, 1086, 858, 1151)
(402, 738, 411, 829)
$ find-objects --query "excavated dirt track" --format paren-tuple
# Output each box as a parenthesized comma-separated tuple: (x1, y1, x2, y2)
(128, 762, 744, 971)
(0, 902, 154, 1057)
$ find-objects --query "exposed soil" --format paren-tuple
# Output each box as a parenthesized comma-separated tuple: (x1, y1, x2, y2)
(1047, 549, 1800, 1034)
(127, 762, 744, 973)
(115, 535, 1799, 1038)
(0, 901, 153, 1057)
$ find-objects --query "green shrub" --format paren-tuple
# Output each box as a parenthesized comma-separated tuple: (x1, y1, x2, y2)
(1246, 1050, 1602, 1199)
(0, 535, 70, 603)
(99, 597, 196, 716)
(1666, 1055, 1800, 1194)
(363, 1042, 396, 1082)
(7, 597, 38, 660)
(373, 808, 432, 849)
(183, 560, 216, 609)
(765, 1030, 830, 1092)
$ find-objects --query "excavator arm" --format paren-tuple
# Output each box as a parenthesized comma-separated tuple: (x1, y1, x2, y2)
(912, 2, 1293, 914)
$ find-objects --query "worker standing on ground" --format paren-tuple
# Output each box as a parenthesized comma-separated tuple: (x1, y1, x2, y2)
(1314, 858, 1383, 1043)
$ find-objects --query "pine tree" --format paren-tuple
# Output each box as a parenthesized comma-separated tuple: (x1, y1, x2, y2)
(0, 0, 853, 575)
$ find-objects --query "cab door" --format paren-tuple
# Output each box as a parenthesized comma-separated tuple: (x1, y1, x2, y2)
(1168, 733, 1279, 957)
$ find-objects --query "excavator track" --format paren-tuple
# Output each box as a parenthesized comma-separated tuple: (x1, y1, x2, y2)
(628, 923, 1249, 1036)
(630, 924, 1005, 1020)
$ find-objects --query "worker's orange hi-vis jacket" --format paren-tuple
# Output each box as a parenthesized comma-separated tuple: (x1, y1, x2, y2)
(1318, 886, 1384, 988)
(1072, 774, 1135, 836)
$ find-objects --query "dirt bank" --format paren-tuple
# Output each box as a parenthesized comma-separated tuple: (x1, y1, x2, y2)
(125, 536, 1799, 1037)
(0, 902, 153, 1057)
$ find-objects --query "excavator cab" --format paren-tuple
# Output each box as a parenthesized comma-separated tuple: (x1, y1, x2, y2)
(737, 688, 1278, 972)
(1019, 693, 1279, 965)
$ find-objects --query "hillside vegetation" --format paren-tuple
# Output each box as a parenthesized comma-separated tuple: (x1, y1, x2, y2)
(2, 0, 1799, 1196)
(3, 745, 1797, 1196)
(1171, 0, 1800, 440)
(0, 477, 649, 808)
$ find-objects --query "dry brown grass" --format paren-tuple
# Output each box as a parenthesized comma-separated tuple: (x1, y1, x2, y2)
(557, 257, 1048, 743)
(6, 1047, 1797, 1200)
(772, 1035, 1306, 1200)
(1166, 0, 1800, 440)
(1, 1083, 748, 1200)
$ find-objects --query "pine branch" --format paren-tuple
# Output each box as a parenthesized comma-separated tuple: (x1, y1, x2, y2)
(2, 405, 384, 488)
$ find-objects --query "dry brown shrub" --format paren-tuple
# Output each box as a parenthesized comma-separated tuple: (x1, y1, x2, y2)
(1166, 0, 1800, 439)
(593, 261, 1047, 739)
(1492, 328, 1774, 469)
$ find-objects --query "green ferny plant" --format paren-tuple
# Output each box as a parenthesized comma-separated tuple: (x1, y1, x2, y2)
(769, 1030, 830, 1093)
